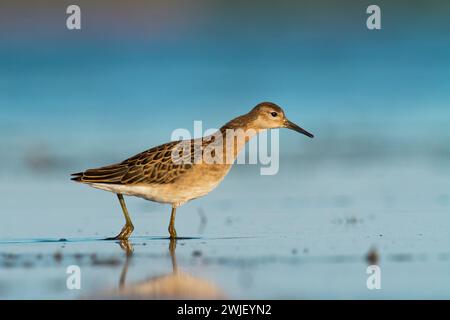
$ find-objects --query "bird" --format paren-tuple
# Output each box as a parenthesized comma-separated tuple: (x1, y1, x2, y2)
(71, 102, 314, 240)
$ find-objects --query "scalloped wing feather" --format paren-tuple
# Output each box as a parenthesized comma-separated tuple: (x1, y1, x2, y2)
(71, 140, 197, 185)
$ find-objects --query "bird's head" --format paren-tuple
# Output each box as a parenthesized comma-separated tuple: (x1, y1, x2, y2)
(248, 102, 314, 138)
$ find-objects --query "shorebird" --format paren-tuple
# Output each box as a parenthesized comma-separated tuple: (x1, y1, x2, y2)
(71, 102, 313, 240)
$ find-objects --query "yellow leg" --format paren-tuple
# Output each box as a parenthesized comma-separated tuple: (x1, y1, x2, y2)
(168, 205, 177, 239)
(107, 194, 134, 240)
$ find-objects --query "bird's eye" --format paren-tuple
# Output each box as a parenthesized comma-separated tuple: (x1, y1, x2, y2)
(270, 112, 278, 117)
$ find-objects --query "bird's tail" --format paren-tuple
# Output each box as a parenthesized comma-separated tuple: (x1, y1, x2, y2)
(70, 163, 128, 184)
(70, 172, 83, 182)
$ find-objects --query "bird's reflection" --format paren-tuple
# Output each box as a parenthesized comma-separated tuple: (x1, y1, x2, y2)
(118, 240, 133, 289)
(103, 239, 225, 299)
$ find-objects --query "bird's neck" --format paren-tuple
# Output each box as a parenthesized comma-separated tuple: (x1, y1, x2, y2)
(217, 113, 261, 162)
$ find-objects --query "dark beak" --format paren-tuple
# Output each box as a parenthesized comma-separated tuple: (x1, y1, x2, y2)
(284, 119, 314, 138)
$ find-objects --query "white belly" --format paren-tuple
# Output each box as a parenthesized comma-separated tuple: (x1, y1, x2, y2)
(88, 183, 175, 204)
(88, 180, 220, 206)
(87, 164, 232, 206)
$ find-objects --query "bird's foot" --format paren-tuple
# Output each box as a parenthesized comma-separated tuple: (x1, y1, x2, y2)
(106, 224, 134, 241)
(168, 226, 177, 239)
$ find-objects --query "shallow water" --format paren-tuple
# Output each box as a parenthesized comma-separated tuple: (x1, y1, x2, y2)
(1, 159, 449, 299)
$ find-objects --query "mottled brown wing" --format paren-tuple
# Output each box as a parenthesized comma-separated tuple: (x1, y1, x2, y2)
(71, 140, 196, 185)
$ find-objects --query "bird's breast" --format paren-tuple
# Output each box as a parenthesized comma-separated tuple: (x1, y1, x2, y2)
(169, 163, 233, 203)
